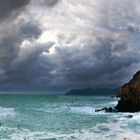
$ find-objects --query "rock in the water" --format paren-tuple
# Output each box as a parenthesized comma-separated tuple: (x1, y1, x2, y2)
(115, 70, 140, 112)
(126, 115, 133, 118)
(95, 107, 117, 113)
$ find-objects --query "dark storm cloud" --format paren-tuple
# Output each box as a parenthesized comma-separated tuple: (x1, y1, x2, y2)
(0, 42, 54, 90)
(31, 0, 60, 8)
(0, 19, 42, 90)
(19, 21, 42, 39)
(40, 35, 140, 90)
(42, 0, 60, 7)
(126, 24, 140, 33)
(0, 0, 30, 21)
(0, 0, 140, 91)
(0, 0, 32, 77)
(0, 20, 42, 64)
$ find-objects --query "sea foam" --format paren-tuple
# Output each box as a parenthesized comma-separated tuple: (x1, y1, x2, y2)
(70, 106, 96, 115)
(0, 107, 15, 118)
(7, 122, 140, 140)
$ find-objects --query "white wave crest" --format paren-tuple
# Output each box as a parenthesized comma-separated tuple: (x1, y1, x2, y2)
(7, 123, 140, 140)
(70, 106, 96, 115)
(0, 107, 15, 118)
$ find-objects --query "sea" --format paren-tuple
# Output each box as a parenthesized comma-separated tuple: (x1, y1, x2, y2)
(0, 93, 140, 140)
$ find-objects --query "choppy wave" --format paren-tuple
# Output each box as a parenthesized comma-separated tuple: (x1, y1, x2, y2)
(0, 95, 139, 140)
(2, 119, 140, 140)
(109, 101, 118, 106)
(70, 106, 96, 115)
(0, 107, 15, 118)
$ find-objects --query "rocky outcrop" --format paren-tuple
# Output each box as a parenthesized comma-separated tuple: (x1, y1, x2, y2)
(95, 107, 117, 113)
(115, 71, 140, 112)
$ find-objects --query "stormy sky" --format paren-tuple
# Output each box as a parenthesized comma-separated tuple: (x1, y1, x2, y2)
(0, 0, 140, 91)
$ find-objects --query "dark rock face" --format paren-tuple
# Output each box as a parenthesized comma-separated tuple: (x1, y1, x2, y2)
(115, 71, 140, 112)
(95, 107, 117, 113)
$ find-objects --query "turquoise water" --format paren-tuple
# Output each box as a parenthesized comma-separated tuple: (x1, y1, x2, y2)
(0, 94, 140, 140)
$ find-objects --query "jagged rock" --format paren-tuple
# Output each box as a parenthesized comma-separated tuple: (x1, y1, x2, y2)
(115, 71, 140, 112)
(125, 115, 133, 118)
(95, 107, 117, 113)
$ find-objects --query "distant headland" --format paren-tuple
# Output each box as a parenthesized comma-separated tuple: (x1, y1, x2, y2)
(66, 88, 119, 96)
(66, 70, 140, 113)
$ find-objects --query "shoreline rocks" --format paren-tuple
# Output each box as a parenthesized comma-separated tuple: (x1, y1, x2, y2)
(96, 70, 140, 113)
(95, 107, 117, 113)
(115, 70, 140, 112)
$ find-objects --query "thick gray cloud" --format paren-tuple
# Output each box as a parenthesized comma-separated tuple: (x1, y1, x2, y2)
(1, 42, 54, 90)
(0, 0, 30, 21)
(0, 4, 42, 90)
(30, 0, 60, 9)
(0, 21, 42, 81)
(0, 0, 140, 91)
(39, 36, 140, 90)
(42, 0, 60, 7)
(19, 21, 42, 39)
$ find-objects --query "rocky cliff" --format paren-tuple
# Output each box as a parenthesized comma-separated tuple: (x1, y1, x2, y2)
(115, 71, 140, 112)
